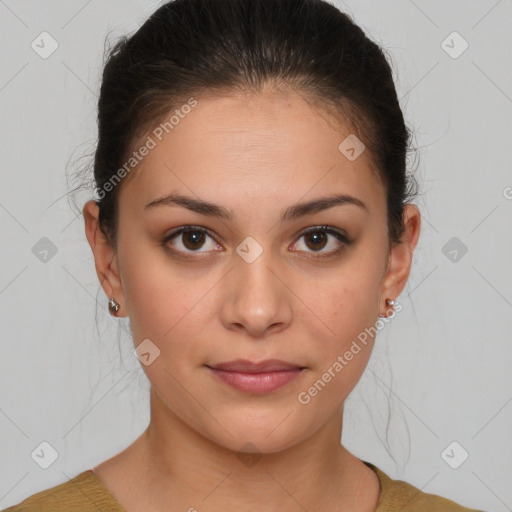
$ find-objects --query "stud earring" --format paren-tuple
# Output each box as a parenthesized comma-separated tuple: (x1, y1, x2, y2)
(378, 298, 395, 318)
(108, 298, 120, 316)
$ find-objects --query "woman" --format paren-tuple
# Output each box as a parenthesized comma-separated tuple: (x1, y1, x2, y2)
(4, 0, 485, 510)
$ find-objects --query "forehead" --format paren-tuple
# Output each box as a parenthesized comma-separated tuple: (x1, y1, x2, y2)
(118, 89, 385, 217)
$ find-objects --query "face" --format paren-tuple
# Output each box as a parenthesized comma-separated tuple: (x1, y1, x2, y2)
(84, 87, 419, 454)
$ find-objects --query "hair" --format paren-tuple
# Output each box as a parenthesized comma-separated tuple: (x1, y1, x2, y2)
(81, 0, 418, 251)
(69, 0, 420, 472)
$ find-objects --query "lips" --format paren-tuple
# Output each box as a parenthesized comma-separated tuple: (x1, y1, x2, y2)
(205, 359, 306, 394)
(207, 358, 304, 373)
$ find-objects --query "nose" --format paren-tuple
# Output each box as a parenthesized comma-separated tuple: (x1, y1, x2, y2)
(219, 249, 293, 338)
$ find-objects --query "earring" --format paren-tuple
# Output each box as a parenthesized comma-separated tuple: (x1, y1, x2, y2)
(378, 298, 395, 318)
(108, 298, 120, 316)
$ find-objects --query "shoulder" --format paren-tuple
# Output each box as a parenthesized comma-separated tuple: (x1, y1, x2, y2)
(365, 462, 486, 512)
(2, 470, 125, 512)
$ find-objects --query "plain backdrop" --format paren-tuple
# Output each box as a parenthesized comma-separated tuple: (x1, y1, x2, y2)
(0, 1, 511, 510)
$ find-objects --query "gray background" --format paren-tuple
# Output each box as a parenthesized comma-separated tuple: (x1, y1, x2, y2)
(0, 1, 511, 510)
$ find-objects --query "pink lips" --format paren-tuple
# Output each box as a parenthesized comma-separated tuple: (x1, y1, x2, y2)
(206, 359, 305, 394)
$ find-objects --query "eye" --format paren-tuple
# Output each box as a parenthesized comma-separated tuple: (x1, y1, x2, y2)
(290, 225, 349, 259)
(162, 226, 221, 256)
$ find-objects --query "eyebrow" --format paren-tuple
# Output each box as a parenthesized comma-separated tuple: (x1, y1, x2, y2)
(144, 192, 368, 222)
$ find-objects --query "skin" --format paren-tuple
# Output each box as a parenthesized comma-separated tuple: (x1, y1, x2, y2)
(83, 86, 421, 512)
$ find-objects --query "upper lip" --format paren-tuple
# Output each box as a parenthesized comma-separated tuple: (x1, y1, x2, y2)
(207, 359, 304, 373)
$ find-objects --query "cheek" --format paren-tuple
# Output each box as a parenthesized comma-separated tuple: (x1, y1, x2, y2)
(118, 241, 206, 345)
(126, 278, 208, 350)
(304, 256, 383, 388)
(298, 288, 379, 410)
(320, 267, 381, 339)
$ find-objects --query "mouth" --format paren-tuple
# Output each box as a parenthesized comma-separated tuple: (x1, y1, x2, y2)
(205, 359, 307, 394)
(208, 358, 305, 373)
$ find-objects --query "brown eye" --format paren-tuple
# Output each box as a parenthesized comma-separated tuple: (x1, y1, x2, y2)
(181, 230, 206, 250)
(303, 230, 328, 251)
(163, 226, 220, 255)
(291, 225, 349, 259)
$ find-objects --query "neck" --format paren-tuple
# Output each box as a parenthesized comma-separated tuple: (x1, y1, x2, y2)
(123, 387, 378, 512)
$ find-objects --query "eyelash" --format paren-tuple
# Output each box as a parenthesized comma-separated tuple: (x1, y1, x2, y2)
(161, 224, 350, 260)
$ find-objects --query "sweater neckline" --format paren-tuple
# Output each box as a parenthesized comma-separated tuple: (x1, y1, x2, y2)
(85, 460, 390, 511)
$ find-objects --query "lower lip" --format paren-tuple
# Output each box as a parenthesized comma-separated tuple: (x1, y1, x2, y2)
(206, 367, 304, 394)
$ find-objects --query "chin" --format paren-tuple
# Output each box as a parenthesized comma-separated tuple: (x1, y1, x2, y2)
(201, 415, 313, 456)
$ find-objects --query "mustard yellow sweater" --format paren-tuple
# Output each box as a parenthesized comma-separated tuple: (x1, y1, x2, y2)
(3, 461, 484, 511)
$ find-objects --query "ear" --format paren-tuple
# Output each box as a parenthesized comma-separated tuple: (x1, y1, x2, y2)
(379, 204, 421, 311)
(83, 200, 126, 317)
